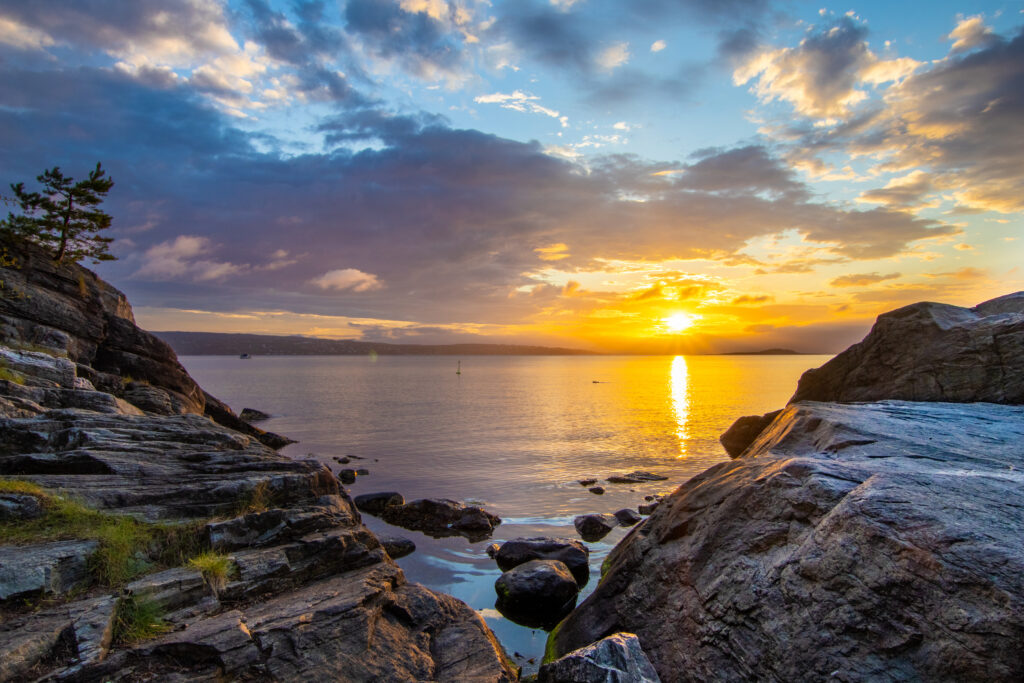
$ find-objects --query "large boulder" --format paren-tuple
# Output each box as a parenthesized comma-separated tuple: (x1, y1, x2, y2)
(791, 291, 1024, 404)
(493, 537, 591, 586)
(539, 632, 660, 683)
(495, 559, 578, 629)
(549, 401, 1024, 681)
(718, 409, 780, 457)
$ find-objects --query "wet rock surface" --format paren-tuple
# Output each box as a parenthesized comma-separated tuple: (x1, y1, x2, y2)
(381, 498, 501, 540)
(354, 490, 405, 514)
(0, 238, 518, 682)
(495, 559, 578, 630)
(552, 401, 1024, 681)
(493, 537, 590, 586)
(718, 409, 780, 458)
(605, 471, 668, 484)
(573, 513, 617, 542)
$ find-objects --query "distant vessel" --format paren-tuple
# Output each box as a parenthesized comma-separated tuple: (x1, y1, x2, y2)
(456, 360, 461, 375)
(239, 353, 252, 359)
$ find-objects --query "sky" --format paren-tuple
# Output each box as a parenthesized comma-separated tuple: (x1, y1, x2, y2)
(0, 0, 1021, 353)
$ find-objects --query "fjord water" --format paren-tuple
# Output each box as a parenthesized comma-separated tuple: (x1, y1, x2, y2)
(181, 354, 828, 670)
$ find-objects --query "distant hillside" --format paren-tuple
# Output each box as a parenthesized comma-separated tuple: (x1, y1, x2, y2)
(155, 331, 595, 356)
(722, 348, 804, 355)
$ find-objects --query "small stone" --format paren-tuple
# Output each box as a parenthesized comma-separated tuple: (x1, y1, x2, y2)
(378, 534, 416, 559)
(606, 471, 668, 484)
(338, 469, 357, 485)
(574, 514, 618, 542)
(353, 491, 404, 514)
(338, 456, 351, 464)
(589, 486, 605, 495)
(638, 501, 660, 515)
(0, 493, 44, 521)
(486, 543, 501, 559)
(238, 408, 271, 422)
(356, 468, 370, 476)
(614, 508, 642, 526)
(578, 479, 597, 486)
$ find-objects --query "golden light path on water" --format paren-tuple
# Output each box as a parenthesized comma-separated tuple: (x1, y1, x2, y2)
(670, 355, 690, 457)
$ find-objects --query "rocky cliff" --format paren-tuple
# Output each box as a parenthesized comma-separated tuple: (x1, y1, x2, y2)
(0, 236, 517, 681)
(549, 292, 1024, 682)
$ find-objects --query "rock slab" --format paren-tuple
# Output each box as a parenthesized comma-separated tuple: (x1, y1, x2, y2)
(551, 401, 1024, 681)
(539, 632, 660, 683)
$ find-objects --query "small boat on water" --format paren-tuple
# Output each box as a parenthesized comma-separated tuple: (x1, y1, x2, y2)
(239, 353, 252, 359)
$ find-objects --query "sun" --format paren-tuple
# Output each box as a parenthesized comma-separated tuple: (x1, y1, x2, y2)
(663, 312, 698, 333)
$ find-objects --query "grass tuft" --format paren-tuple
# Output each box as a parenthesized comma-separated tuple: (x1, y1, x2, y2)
(112, 595, 171, 645)
(0, 478, 210, 589)
(188, 551, 234, 594)
(234, 480, 274, 515)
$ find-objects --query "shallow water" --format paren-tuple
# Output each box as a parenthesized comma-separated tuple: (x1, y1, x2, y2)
(181, 354, 828, 672)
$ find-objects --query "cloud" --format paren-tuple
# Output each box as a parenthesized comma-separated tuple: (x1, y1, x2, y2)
(596, 42, 630, 70)
(343, 0, 469, 81)
(857, 170, 935, 208)
(829, 272, 901, 287)
(474, 90, 562, 120)
(734, 17, 919, 120)
(137, 236, 247, 282)
(947, 15, 997, 53)
(311, 268, 383, 292)
(535, 243, 571, 261)
(651, 40, 666, 53)
(732, 294, 773, 304)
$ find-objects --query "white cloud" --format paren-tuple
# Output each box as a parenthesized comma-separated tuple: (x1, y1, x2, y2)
(0, 16, 55, 50)
(947, 16, 995, 52)
(136, 235, 246, 281)
(311, 268, 383, 292)
(650, 40, 666, 53)
(474, 90, 562, 120)
(597, 42, 630, 70)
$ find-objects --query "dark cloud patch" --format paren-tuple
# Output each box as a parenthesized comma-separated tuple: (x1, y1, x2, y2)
(0, 0, 233, 55)
(344, 0, 465, 78)
(490, 1, 597, 72)
(830, 272, 901, 288)
(675, 145, 807, 199)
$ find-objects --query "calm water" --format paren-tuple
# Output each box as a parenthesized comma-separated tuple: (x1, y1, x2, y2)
(181, 354, 828, 671)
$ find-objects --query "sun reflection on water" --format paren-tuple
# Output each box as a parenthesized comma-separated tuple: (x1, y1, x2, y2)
(670, 355, 690, 457)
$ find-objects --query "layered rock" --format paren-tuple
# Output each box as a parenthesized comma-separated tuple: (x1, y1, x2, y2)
(0, 239, 517, 682)
(791, 292, 1024, 404)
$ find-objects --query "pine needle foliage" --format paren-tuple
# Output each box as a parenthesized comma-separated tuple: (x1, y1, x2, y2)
(4, 162, 116, 264)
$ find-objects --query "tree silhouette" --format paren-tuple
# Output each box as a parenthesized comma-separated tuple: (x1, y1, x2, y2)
(4, 162, 116, 264)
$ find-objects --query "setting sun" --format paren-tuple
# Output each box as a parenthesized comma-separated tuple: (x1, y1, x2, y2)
(663, 312, 698, 333)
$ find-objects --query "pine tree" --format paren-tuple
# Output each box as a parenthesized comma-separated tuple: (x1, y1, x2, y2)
(4, 162, 116, 264)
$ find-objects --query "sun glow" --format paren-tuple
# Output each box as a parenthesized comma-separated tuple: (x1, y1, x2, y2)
(663, 312, 698, 333)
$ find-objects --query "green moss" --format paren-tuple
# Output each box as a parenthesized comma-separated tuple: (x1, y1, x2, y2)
(0, 478, 209, 589)
(0, 478, 44, 495)
(542, 619, 565, 665)
(600, 555, 613, 580)
(112, 595, 171, 645)
(0, 360, 25, 385)
(188, 551, 234, 594)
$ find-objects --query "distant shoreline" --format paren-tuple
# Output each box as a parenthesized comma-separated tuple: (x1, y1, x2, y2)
(157, 331, 815, 357)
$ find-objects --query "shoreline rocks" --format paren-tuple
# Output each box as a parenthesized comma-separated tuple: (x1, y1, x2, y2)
(550, 291, 1024, 682)
(379, 498, 501, 540)
(493, 537, 591, 586)
(574, 513, 617, 542)
(495, 559, 578, 630)
(0, 237, 518, 682)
